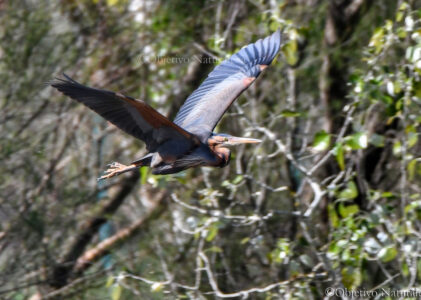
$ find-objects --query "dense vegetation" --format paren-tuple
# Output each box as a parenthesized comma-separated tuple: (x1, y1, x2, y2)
(1, 0, 421, 299)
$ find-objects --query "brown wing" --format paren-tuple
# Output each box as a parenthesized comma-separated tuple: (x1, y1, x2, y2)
(51, 74, 197, 152)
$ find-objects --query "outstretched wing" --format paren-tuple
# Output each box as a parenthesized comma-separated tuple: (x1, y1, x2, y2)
(174, 30, 281, 142)
(51, 74, 197, 152)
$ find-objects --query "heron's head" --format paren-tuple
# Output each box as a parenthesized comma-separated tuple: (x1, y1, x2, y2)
(208, 134, 261, 167)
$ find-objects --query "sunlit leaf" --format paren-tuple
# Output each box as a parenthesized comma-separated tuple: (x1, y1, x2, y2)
(404, 200, 421, 214)
(107, 0, 119, 6)
(280, 109, 301, 117)
(345, 132, 368, 150)
(338, 203, 359, 218)
(111, 285, 122, 300)
(399, 1, 409, 11)
(406, 125, 418, 148)
(282, 39, 298, 66)
(378, 246, 398, 262)
(106, 276, 114, 288)
(393, 140, 402, 156)
(338, 181, 358, 200)
(233, 175, 243, 184)
(381, 192, 394, 198)
(396, 11, 404, 22)
(206, 224, 219, 242)
(206, 246, 222, 253)
(408, 158, 421, 180)
(397, 27, 407, 38)
(342, 267, 362, 289)
(312, 130, 331, 152)
(369, 27, 385, 54)
(328, 203, 339, 228)
(140, 166, 149, 185)
(151, 282, 164, 292)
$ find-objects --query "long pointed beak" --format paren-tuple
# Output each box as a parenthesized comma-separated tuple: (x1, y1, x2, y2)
(223, 136, 262, 146)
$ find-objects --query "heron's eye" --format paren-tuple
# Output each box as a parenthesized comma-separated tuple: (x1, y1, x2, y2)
(224, 137, 229, 142)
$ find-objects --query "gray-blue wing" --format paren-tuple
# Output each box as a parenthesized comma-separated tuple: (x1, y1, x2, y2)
(51, 75, 198, 152)
(173, 30, 281, 141)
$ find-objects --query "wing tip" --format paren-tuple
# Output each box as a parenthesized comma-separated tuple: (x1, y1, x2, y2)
(265, 29, 282, 62)
(273, 28, 282, 41)
(49, 73, 78, 89)
(238, 30, 281, 65)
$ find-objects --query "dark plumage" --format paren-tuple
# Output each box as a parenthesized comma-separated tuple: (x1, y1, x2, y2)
(51, 30, 281, 179)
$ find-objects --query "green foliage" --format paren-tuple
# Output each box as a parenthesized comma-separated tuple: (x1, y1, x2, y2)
(270, 238, 291, 264)
(344, 132, 368, 150)
(333, 142, 345, 170)
(312, 130, 331, 152)
(337, 181, 358, 201)
(110, 284, 122, 300)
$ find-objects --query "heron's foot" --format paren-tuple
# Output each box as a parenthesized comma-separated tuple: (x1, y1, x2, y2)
(98, 162, 135, 180)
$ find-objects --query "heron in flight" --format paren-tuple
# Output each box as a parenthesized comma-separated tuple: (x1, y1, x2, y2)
(51, 30, 281, 179)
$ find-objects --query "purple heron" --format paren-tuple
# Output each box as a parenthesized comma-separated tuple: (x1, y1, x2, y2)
(51, 30, 281, 179)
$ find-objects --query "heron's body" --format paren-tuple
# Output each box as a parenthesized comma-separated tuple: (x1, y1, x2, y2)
(51, 30, 281, 179)
(132, 138, 228, 175)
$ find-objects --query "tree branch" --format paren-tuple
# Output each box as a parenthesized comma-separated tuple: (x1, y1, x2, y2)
(50, 171, 140, 288)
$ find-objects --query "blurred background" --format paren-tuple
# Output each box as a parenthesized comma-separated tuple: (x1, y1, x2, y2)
(1, 0, 421, 299)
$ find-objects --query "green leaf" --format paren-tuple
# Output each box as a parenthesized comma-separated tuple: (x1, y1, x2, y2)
(385, 19, 393, 31)
(396, 11, 404, 22)
(341, 267, 362, 289)
(338, 203, 359, 218)
(406, 46, 415, 61)
(378, 246, 398, 262)
(393, 141, 402, 156)
(206, 224, 219, 242)
(221, 180, 230, 187)
(338, 181, 358, 200)
(406, 125, 418, 148)
(299, 254, 313, 267)
(105, 276, 114, 288)
(397, 27, 407, 38)
(327, 203, 339, 228)
(280, 109, 301, 117)
(381, 192, 394, 198)
(140, 167, 149, 185)
(402, 262, 409, 277)
(404, 200, 421, 214)
(111, 285, 122, 300)
(399, 1, 409, 11)
(345, 132, 368, 150)
(370, 133, 385, 147)
(151, 282, 164, 292)
(369, 27, 385, 54)
(205, 246, 223, 253)
(232, 175, 243, 184)
(414, 80, 421, 98)
(312, 130, 331, 152)
(282, 40, 298, 66)
(408, 159, 421, 181)
(106, 0, 119, 6)
(333, 143, 345, 170)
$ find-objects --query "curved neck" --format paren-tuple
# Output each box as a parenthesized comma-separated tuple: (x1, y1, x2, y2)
(212, 146, 231, 167)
